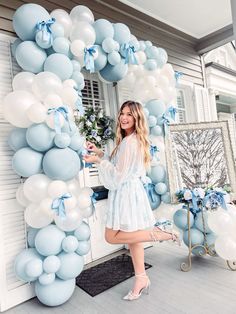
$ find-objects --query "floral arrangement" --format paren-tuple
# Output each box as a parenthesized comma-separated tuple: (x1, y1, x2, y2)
(176, 186, 230, 215)
(75, 107, 115, 147)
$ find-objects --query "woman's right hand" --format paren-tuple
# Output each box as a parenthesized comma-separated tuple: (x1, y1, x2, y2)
(86, 141, 104, 157)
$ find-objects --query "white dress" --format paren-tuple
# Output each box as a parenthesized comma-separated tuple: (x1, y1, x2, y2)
(97, 132, 155, 232)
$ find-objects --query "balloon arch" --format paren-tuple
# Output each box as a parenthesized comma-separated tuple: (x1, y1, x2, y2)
(4, 3, 177, 306)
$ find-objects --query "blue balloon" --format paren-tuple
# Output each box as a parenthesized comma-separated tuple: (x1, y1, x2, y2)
(35, 31, 52, 49)
(76, 240, 91, 256)
(150, 125, 163, 136)
(43, 255, 61, 273)
(51, 22, 64, 39)
(113, 23, 131, 45)
(161, 192, 171, 204)
(148, 115, 157, 127)
(71, 60, 81, 72)
(26, 123, 55, 152)
(144, 59, 157, 71)
(15, 41, 47, 73)
(52, 37, 70, 56)
(102, 37, 117, 53)
(149, 192, 161, 210)
(129, 37, 140, 52)
(38, 272, 55, 285)
(44, 53, 73, 81)
(145, 46, 160, 59)
(74, 222, 91, 241)
(56, 252, 84, 280)
(155, 182, 167, 195)
(12, 147, 43, 177)
(11, 38, 22, 58)
(27, 228, 39, 248)
(54, 133, 71, 148)
(69, 133, 85, 151)
(173, 209, 194, 230)
(195, 211, 212, 233)
(143, 107, 149, 117)
(62, 236, 79, 253)
(99, 59, 128, 83)
(35, 225, 66, 256)
(43, 147, 81, 180)
(108, 51, 121, 66)
(14, 248, 43, 282)
(61, 121, 77, 136)
(94, 45, 108, 72)
(156, 48, 168, 68)
(145, 41, 152, 48)
(94, 19, 114, 44)
(35, 278, 75, 306)
(8, 128, 28, 151)
(139, 41, 146, 51)
(149, 165, 166, 183)
(25, 259, 43, 277)
(146, 99, 166, 117)
(71, 71, 84, 86)
(205, 233, 217, 248)
(192, 246, 206, 256)
(13, 3, 50, 41)
(183, 228, 204, 247)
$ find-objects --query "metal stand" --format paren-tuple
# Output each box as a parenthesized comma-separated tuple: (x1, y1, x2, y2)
(180, 203, 236, 272)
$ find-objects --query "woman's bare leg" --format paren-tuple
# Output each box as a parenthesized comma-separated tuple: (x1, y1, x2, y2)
(128, 243, 148, 295)
(105, 227, 173, 244)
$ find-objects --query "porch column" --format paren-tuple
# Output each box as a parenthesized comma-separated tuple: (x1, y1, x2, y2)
(208, 88, 218, 121)
(231, 0, 236, 46)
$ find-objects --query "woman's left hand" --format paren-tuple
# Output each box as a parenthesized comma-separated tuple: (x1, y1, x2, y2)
(83, 154, 101, 164)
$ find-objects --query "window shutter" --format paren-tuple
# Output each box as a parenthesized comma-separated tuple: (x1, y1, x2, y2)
(0, 35, 35, 312)
(218, 112, 236, 161)
(194, 85, 211, 122)
(176, 89, 187, 123)
(116, 82, 133, 106)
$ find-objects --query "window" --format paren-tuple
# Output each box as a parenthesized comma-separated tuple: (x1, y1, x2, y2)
(176, 89, 187, 123)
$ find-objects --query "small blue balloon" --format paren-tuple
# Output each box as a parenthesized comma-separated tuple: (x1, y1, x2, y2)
(43, 255, 61, 273)
(161, 192, 171, 204)
(43, 147, 81, 180)
(61, 121, 77, 136)
(144, 59, 157, 71)
(149, 165, 166, 183)
(195, 211, 212, 233)
(27, 228, 39, 248)
(71, 71, 84, 86)
(56, 252, 84, 280)
(94, 19, 114, 44)
(173, 209, 194, 230)
(148, 115, 157, 127)
(35, 278, 75, 306)
(14, 248, 43, 282)
(102, 37, 116, 53)
(146, 99, 166, 117)
(11, 38, 22, 58)
(150, 125, 163, 136)
(145, 46, 160, 59)
(94, 45, 108, 72)
(62, 236, 79, 253)
(15, 41, 47, 73)
(155, 182, 167, 195)
(156, 48, 168, 68)
(113, 23, 131, 45)
(149, 192, 161, 210)
(74, 222, 91, 241)
(26, 123, 55, 152)
(25, 258, 43, 277)
(71, 60, 81, 72)
(12, 147, 43, 177)
(35, 225, 66, 256)
(145, 41, 152, 48)
(38, 272, 55, 285)
(99, 59, 128, 83)
(13, 3, 50, 41)
(76, 240, 91, 256)
(108, 51, 121, 66)
(44, 53, 73, 81)
(69, 133, 85, 151)
(183, 228, 204, 247)
(54, 133, 71, 148)
(8, 128, 28, 151)
(52, 37, 70, 56)
(35, 31, 52, 49)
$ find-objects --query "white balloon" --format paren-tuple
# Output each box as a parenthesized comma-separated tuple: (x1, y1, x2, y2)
(50, 9, 72, 38)
(208, 209, 234, 235)
(80, 206, 94, 218)
(135, 51, 146, 65)
(70, 5, 94, 24)
(32, 72, 62, 101)
(70, 39, 85, 57)
(78, 193, 92, 209)
(3, 90, 36, 127)
(64, 194, 77, 211)
(66, 179, 81, 196)
(12, 72, 35, 91)
(16, 184, 30, 207)
(226, 204, 236, 224)
(23, 174, 51, 203)
(25, 203, 53, 229)
(55, 209, 82, 231)
(70, 21, 96, 46)
(48, 180, 68, 198)
(215, 235, 236, 260)
(43, 94, 63, 108)
(80, 187, 94, 197)
(27, 102, 47, 123)
(45, 110, 65, 130)
(60, 87, 78, 108)
(39, 198, 55, 219)
(63, 79, 78, 89)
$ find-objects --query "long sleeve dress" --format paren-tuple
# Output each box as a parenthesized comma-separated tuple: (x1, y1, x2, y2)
(97, 132, 155, 232)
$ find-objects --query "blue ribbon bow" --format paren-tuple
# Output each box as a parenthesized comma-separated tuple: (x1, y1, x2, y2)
(166, 106, 177, 121)
(203, 191, 227, 210)
(73, 87, 85, 115)
(150, 145, 159, 157)
(51, 193, 72, 218)
(36, 18, 55, 42)
(84, 46, 97, 73)
(174, 71, 183, 83)
(160, 113, 170, 136)
(191, 190, 199, 214)
(122, 44, 138, 65)
(47, 106, 71, 134)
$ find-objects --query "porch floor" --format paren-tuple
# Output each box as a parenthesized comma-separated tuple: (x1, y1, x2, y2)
(5, 242, 236, 314)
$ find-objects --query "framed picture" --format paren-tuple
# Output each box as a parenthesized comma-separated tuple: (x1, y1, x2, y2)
(165, 121, 236, 202)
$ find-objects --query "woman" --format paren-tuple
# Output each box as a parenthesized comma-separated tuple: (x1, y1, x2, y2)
(83, 101, 179, 301)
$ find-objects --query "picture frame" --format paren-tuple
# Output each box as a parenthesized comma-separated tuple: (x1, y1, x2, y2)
(165, 121, 236, 203)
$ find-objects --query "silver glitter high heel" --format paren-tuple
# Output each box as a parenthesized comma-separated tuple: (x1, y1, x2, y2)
(123, 273, 151, 301)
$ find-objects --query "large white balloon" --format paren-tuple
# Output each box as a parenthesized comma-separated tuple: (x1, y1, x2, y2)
(16, 184, 30, 207)
(27, 102, 47, 123)
(50, 9, 72, 38)
(23, 174, 51, 203)
(12, 72, 35, 91)
(207, 209, 234, 235)
(48, 180, 68, 198)
(70, 5, 94, 24)
(54, 209, 82, 231)
(215, 235, 236, 260)
(32, 72, 62, 101)
(70, 21, 96, 46)
(25, 203, 53, 229)
(3, 90, 36, 127)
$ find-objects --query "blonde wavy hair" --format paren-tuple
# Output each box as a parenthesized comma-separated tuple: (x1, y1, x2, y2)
(111, 101, 151, 168)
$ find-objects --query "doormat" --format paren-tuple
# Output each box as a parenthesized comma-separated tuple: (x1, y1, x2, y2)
(76, 253, 152, 297)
